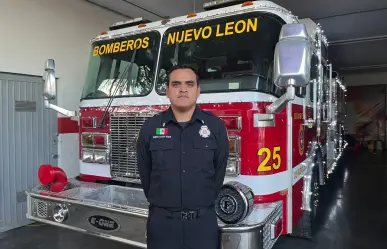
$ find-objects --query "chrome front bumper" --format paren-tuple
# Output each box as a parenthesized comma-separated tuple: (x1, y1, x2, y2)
(26, 179, 283, 249)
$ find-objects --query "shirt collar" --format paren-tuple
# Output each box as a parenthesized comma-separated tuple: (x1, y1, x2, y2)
(162, 105, 205, 126)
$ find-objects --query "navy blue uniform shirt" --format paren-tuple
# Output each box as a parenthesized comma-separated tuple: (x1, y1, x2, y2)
(136, 105, 229, 210)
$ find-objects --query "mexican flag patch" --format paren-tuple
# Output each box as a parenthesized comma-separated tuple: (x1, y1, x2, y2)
(156, 128, 168, 135)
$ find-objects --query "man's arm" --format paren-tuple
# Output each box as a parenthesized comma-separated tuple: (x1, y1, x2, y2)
(136, 124, 152, 198)
(214, 120, 229, 195)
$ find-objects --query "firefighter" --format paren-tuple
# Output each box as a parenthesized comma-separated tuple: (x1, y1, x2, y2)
(136, 65, 229, 249)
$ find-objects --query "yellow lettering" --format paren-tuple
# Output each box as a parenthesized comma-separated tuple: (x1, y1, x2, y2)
(247, 18, 258, 32)
(202, 26, 212, 39)
(176, 31, 184, 43)
(235, 20, 246, 34)
(113, 42, 120, 53)
(257, 146, 282, 172)
(225, 21, 234, 36)
(126, 40, 134, 51)
(105, 43, 114, 54)
(165, 18, 259, 45)
(120, 41, 127, 52)
(134, 38, 142, 49)
(93, 46, 99, 56)
(193, 28, 202, 40)
(142, 37, 149, 48)
(92, 36, 150, 56)
(216, 24, 224, 37)
(185, 29, 193, 42)
(167, 33, 176, 45)
(99, 45, 106, 55)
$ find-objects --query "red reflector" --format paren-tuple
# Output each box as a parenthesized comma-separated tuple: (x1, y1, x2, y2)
(94, 135, 106, 145)
(271, 218, 283, 239)
(81, 117, 95, 128)
(220, 116, 240, 131)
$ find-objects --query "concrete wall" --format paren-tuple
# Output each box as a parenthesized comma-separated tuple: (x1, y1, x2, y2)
(0, 0, 125, 177)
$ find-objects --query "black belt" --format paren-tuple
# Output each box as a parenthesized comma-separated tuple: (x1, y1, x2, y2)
(150, 206, 213, 220)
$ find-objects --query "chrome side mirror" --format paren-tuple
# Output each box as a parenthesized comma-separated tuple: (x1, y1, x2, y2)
(273, 23, 313, 88)
(43, 59, 56, 100)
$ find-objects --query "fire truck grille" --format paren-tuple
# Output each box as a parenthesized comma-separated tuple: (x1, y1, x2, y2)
(110, 112, 154, 180)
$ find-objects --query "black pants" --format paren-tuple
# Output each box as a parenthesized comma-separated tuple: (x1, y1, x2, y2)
(146, 206, 220, 249)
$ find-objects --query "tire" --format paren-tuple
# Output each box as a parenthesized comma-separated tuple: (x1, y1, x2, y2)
(316, 149, 325, 186)
(292, 165, 320, 239)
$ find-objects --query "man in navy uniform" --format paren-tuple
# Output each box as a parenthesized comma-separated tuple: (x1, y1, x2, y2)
(136, 65, 229, 249)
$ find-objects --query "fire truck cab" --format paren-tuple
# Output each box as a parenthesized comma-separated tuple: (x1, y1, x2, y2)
(26, 1, 347, 249)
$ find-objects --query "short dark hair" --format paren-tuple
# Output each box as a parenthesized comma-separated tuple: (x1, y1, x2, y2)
(166, 64, 200, 86)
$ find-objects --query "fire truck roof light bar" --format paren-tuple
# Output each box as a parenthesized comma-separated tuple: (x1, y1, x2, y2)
(203, 0, 254, 10)
(109, 17, 151, 31)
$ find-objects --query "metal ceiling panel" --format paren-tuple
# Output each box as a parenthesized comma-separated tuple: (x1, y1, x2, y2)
(329, 39, 387, 69)
(319, 8, 387, 41)
(271, 0, 387, 19)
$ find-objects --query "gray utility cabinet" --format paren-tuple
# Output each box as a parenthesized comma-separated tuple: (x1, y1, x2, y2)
(0, 72, 58, 233)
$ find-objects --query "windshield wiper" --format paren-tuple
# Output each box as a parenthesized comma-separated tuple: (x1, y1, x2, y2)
(98, 49, 138, 128)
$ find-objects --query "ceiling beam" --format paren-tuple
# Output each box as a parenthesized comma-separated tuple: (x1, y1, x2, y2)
(311, 7, 387, 20)
(329, 35, 387, 46)
(340, 64, 387, 71)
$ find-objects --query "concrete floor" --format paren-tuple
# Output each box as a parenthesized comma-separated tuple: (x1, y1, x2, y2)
(1, 149, 386, 249)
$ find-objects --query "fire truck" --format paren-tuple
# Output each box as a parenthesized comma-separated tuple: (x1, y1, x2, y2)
(25, 0, 347, 248)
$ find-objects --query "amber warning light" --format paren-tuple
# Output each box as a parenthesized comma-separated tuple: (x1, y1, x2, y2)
(82, 133, 108, 147)
(203, 0, 254, 10)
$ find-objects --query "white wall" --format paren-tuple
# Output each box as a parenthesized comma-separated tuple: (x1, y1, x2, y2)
(0, 0, 125, 177)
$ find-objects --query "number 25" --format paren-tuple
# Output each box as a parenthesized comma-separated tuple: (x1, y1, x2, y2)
(257, 146, 281, 172)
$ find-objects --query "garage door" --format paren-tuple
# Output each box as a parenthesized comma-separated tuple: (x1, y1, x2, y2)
(0, 73, 58, 233)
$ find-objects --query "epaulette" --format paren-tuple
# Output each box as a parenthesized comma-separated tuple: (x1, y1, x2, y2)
(201, 109, 216, 117)
(152, 109, 168, 117)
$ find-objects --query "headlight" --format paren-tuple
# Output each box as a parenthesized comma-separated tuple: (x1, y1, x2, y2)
(82, 149, 109, 164)
(94, 150, 109, 164)
(82, 149, 94, 163)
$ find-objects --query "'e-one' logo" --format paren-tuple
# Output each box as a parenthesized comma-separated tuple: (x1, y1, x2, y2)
(88, 215, 119, 231)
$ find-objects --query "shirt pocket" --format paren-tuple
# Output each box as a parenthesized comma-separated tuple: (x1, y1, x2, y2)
(193, 137, 218, 172)
(149, 139, 174, 170)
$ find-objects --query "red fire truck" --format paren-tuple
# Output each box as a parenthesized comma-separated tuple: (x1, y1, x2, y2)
(26, 1, 347, 248)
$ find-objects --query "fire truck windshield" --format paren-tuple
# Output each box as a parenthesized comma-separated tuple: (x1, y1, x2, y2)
(156, 12, 286, 97)
(81, 31, 160, 99)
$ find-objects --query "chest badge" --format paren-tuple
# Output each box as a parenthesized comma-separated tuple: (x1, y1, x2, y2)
(199, 125, 211, 138)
